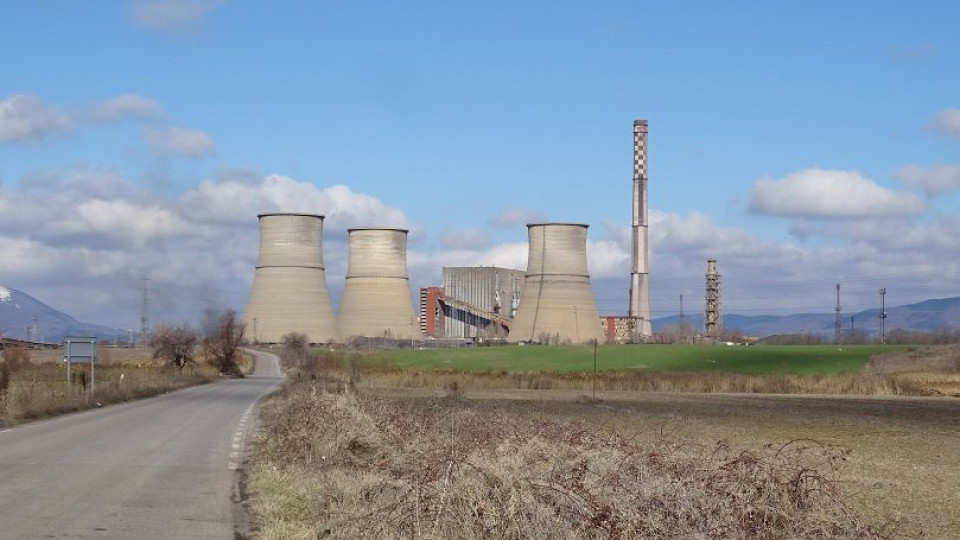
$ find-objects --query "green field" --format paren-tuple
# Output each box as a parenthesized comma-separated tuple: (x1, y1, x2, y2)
(343, 344, 905, 375)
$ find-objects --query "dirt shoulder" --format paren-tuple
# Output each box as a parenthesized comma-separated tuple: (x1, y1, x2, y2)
(370, 388, 960, 539)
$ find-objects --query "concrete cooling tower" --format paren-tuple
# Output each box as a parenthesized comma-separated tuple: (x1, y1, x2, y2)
(242, 213, 339, 343)
(508, 223, 604, 344)
(337, 228, 419, 339)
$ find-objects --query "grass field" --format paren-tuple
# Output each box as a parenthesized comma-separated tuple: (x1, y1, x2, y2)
(345, 344, 907, 375)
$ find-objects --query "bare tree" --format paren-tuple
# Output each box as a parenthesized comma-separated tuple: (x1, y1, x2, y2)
(204, 310, 246, 376)
(149, 324, 198, 370)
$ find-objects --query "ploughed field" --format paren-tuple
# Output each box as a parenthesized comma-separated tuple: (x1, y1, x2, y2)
(358, 344, 901, 374)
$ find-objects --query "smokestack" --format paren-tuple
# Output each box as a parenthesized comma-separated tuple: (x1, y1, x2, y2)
(507, 223, 604, 344)
(242, 213, 340, 343)
(337, 228, 419, 339)
(629, 119, 652, 337)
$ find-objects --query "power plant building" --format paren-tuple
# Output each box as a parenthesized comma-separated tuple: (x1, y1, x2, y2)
(507, 223, 604, 344)
(428, 267, 524, 340)
(242, 213, 339, 343)
(338, 228, 419, 339)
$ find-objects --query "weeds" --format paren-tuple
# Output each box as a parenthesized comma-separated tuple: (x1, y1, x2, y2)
(249, 379, 886, 539)
(0, 347, 220, 427)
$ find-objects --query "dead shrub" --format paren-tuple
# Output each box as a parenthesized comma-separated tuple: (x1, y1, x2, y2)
(249, 380, 886, 539)
(2, 345, 31, 371)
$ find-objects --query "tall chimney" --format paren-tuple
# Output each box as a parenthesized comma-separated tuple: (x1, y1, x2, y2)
(629, 119, 652, 337)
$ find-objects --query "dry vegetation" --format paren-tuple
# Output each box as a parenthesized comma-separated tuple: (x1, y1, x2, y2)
(249, 377, 888, 539)
(246, 343, 960, 539)
(321, 344, 960, 398)
(0, 344, 255, 427)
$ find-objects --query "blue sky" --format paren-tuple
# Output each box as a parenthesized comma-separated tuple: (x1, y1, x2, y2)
(1, 1, 959, 333)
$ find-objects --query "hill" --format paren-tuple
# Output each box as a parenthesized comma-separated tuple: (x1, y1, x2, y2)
(0, 286, 126, 344)
(653, 296, 960, 338)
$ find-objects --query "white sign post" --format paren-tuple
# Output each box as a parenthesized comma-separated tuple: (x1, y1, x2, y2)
(63, 337, 97, 394)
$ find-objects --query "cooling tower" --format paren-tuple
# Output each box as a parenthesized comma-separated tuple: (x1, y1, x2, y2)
(337, 228, 419, 339)
(508, 223, 605, 344)
(242, 213, 339, 343)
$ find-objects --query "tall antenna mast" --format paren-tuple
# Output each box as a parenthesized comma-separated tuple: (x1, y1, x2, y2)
(878, 287, 887, 344)
(835, 283, 842, 344)
(628, 119, 652, 339)
(140, 277, 150, 342)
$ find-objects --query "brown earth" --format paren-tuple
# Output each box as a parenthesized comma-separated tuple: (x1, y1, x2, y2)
(369, 387, 960, 539)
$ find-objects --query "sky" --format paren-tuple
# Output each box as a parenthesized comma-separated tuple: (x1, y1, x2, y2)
(1, 0, 959, 336)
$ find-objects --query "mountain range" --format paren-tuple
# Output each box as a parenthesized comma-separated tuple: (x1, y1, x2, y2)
(652, 296, 960, 337)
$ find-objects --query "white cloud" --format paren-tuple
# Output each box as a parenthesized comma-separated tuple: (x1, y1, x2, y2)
(897, 164, 960, 196)
(177, 175, 409, 232)
(143, 126, 215, 158)
(749, 168, 925, 218)
(930, 109, 960, 138)
(131, 0, 222, 30)
(488, 208, 546, 228)
(88, 94, 162, 122)
(2, 165, 958, 331)
(439, 228, 491, 250)
(0, 168, 415, 328)
(0, 94, 72, 143)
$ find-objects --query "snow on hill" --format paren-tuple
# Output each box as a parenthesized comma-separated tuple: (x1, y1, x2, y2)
(0, 286, 125, 343)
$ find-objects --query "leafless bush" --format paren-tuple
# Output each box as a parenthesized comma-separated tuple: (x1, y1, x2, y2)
(0, 361, 11, 404)
(2, 345, 32, 370)
(250, 382, 886, 539)
(203, 309, 245, 376)
(149, 324, 198, 370)
(280, 332, 309, 367)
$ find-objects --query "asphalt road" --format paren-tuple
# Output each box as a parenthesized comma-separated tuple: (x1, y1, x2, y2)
(0, 349, 283, 539)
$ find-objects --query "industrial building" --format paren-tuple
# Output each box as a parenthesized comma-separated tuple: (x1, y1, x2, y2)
(242, 213, 339, 343)
(419, 266, 523, 341)
(242, 120, 655, 347)
(507, 223, 605, 344)
(338, 228, 419, 339)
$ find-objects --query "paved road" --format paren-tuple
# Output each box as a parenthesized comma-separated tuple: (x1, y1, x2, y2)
(0, 349, 283, 539)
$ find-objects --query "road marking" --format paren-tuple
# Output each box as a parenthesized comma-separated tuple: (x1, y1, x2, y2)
(228, 404, 257, 470)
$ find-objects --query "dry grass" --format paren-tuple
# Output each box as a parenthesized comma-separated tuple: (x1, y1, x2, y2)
(0, 345, 252, 427)
(248, 379, 886, 539)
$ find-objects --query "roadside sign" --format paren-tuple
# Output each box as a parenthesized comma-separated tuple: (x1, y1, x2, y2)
(63, 337, 97, 393)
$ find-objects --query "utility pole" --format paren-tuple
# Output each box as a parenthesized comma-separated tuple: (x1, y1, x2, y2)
(835, 283, 842, 345)
(878, 288, 887, 344)
(140, 277, 150, 343)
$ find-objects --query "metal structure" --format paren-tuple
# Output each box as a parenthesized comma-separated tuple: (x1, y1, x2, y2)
(628, 119, 653, 338)
(436, 266, 523, 340)
(705, 259, 721, 340)
(878, 287, 887, 344)
(140, 276, 150, 342)
(508, 223, 604, 344)
(242, 213, 339, 343)
(337, 228, 418, 339)
(835, 283, 842, 344)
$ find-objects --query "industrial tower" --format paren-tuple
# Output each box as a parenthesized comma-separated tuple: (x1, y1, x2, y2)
(705, 259, 721, 340)
(628, 119, 652, 338)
